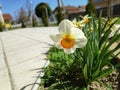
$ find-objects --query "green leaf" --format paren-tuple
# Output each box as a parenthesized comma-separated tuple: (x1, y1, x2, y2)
(83, 64, 88, 80)
(101, 42, 120, 67)
(92, 67, 100, 79)
(94, 63, 114, 80)
(99, 20, 118, 48)
(115, 62, 120, 68)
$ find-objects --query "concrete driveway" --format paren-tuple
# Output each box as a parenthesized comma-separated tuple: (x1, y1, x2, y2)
(0, 27, 58, 90)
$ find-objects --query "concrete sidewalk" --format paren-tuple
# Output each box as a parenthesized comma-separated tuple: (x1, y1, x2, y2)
(0, 26, 119, 90)
(0, 27, 58, 90)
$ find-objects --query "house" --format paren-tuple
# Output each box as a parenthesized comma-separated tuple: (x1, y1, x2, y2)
(93, 0, 120, 17)
(3, 14, 12, 29)
(78, 5, 86, 16)
(73, 0, 120, 17)
(53, 6, 85, 20)
(0, 4, 4, 25)
(63, 6, 81, 19)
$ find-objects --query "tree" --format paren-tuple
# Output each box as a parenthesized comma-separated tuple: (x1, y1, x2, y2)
(35, 3, 52, 26)
(56, 7, 64, 24)
(85, 0, 96, 16)
(18, 7, 28, 23)
(18, 8, 28, 27)
(26, 0, 32, 20)
(32, 14, 37, 27)
(0, 22, 3, 32)
(107, 0, 112, 21)
(55, 0, 64, 24)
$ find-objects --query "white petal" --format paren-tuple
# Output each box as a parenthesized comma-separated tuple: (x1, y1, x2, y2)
(50, 34, 62, 42)
(50, 34, 63, 49)
(55, 42, 62, 49)
(111, 25, 116, 31)
(71, 27, 87, 48)
(44, 61, 50, 67)
(71, 27, 85, 38)
(63, 47, 76, 54)
(59, 19, 73, 34)
(75, 38, 87, 48)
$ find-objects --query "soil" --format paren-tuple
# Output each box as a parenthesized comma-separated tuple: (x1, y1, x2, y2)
(89, 58, 120, 90)
(102, 59, 120, 90)
(101, 69, 120, 90)
(38, 58, 120, 90)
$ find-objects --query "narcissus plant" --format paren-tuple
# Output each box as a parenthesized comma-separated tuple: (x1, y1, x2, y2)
(50, 19, 87, 54)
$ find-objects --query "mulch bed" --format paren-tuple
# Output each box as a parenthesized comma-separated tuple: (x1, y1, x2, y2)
(102, 58, 120, 90)
(38, 58, 120, 90)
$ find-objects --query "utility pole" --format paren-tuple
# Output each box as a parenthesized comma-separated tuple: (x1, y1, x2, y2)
(61, 0, 66, 17)
(27, 0, 33, 27)
(57, 0, 60, 7)
(57, 0, 66, 18)
(30, 0, 33, 27)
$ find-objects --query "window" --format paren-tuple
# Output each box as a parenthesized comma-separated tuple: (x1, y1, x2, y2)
(113, 4, 120, 16)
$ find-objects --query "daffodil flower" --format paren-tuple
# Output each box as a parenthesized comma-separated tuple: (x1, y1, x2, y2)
(72, 18, 78, 28)
(103, 18, 117, 31)
(103, 18, 118, 38)
(72, 19, 84, 29)
(81, 15, 91, 24)
(109, 25, 120, 38)
(90, 26, 94, 32)
(50, 19, 87, 54)
(77, 21, 85, 29)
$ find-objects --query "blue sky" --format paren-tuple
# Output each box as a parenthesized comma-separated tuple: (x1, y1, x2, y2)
(0, 0, 88, 19)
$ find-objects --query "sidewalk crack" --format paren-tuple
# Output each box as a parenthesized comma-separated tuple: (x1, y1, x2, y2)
(0, 34, 15, 90)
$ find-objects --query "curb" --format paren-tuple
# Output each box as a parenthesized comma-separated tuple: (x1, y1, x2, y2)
(31, 60, 50, 90)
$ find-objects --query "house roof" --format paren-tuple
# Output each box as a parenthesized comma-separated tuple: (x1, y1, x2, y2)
(64, 6, 81, 14)
(93, 0, 103, 3)
(53, 6, 82, 14)
(3, 14, 12, 20)
(78, 5, 86, 12)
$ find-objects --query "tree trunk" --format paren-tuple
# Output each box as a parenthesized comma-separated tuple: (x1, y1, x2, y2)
(107, 0, 112, 21)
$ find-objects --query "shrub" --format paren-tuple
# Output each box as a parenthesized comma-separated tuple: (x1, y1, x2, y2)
(0, 22, 3, 32)
(35, 3, 52, 26)
(21, 21, 26, 28)
(56, 7, 64, 25)
(85, 0, 96, 16)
